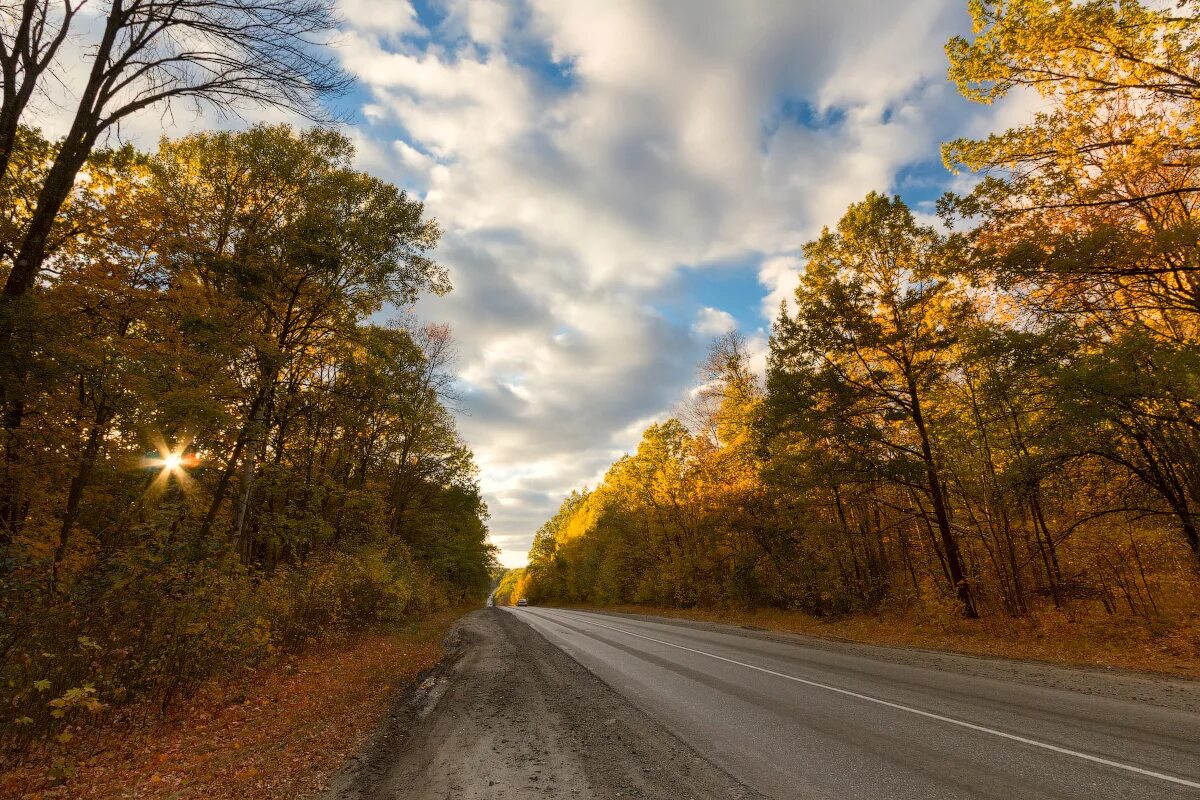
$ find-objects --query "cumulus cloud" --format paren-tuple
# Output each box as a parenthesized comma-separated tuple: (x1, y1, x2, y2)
(339, 0, 422, 36)
(758, 255, 805, 321)
(329, 0, 1019, 566)
(693, 307, 737, 338)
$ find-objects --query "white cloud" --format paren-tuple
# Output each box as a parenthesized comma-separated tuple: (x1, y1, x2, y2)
(338, 0, 422, 37)
(759, 255, 805, 321)
(443, 0, 512, 48)
(332, 0, 1021, 567)
(744, 331, 771, 379)
(693, 307, 736, 338)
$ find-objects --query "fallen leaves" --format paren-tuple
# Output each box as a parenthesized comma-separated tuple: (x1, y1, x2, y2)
(0, 609, 467, 800)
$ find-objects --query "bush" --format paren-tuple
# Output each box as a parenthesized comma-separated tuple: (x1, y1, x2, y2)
(0, 533, 439, 763)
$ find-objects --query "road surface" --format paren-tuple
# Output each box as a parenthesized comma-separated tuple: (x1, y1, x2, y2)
(511, 606, 1200, 800)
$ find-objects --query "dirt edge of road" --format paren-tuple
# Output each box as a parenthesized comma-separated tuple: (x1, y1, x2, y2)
(318, 609, 766, 800)
(316, 620, 469, 800)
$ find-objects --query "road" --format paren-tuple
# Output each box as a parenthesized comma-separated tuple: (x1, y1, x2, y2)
(511, 606, 1200, 800)
(320, 609, 765, 800)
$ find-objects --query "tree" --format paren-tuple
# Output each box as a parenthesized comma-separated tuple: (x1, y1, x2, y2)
(770, 193, 979, 617)
(0, 132, 163, 552)
(0, 1, 349, 545)
(943, 0, 1200, 326)
(520, 0, 1200, 635)
(0, 0, 348, 299)
(492, 567, 526, 606)
(945, 0, 1200, 562)
(0, 1, 80, 184)
(0, 120, 499, 757)
(945, 0, 1200, 211)
(145, 125, 445, 549)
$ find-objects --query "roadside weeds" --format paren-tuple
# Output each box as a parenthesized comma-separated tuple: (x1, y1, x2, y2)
(1, 608, 469, 800)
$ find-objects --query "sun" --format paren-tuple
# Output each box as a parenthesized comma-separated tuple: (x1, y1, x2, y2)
(145, 437, 198, 493)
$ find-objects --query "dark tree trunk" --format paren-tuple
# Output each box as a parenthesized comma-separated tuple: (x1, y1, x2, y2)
(199, 391, 270, 539)
(0, 131, 101, 547)
(52, 419, 106, 592)
(908, 374, 978, 618)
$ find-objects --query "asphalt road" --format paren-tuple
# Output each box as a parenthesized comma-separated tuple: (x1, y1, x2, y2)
(509, 606, 1200, 800)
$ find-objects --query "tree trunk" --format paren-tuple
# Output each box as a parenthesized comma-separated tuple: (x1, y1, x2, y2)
(908, 375, 978, 618)
(0, 103, 21, 188)
(234, 395, 270, 563)
(0, 3, 124, 548)
(198, 391, 269, 539)
(0, 133, 99, 549)
(52, 420, 106, 592)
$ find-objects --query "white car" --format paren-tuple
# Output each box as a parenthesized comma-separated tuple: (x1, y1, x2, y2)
(517, 598, 528, 607)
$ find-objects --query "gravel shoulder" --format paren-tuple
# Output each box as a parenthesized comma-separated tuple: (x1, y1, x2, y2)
(319, 609, 764, 800)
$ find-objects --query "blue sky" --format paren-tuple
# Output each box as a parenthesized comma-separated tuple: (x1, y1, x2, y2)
(40, 0, 1030, 566)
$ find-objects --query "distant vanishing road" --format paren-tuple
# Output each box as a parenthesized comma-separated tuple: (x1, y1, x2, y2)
(511, 607, 1200, 800)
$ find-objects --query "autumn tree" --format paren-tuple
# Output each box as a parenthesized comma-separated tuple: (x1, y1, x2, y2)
(521, 0, 1197, 648)
(770, 193, 979, 616)
(145, 125, 445, 551)
(0, 1, 348, 544)
(945, 0, 1200, 560)
(0, 0, 347, 299)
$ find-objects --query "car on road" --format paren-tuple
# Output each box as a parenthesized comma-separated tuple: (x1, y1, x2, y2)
(517, 598, 528, 607)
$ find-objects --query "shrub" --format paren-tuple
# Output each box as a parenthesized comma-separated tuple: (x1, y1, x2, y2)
(0, 533, 438, 763)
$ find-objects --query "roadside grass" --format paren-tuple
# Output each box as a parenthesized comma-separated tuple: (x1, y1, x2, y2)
(580, 604, 1200, 678)
(1, 607, 470, 800)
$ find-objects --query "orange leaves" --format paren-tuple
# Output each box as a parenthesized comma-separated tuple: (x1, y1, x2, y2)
(231, 765, 259, 782)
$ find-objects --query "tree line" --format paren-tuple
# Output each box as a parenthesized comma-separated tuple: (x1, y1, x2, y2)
(0, 2, 495, 760)
(491, 567, 528, 606)
(524, 1, 1200, 627)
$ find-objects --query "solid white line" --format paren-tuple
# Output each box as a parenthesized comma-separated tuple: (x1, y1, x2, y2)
(531, 608, 1200, 790)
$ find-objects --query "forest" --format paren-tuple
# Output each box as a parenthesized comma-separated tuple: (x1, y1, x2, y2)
(0, 1, 495, 763)
(524, 1, 1200, 642)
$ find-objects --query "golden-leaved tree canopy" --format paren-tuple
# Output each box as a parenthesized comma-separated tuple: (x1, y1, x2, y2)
(946, 0, 1200, 211)
(945, 0, 1200, 559)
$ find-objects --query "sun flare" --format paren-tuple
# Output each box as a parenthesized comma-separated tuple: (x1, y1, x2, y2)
(146, 438, 197, 494)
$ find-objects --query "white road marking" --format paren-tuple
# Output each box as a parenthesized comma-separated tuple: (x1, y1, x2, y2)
(527, 608, 1200, 790)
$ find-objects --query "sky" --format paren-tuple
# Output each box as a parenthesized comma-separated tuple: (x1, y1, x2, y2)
(38, 0, 1036, 567)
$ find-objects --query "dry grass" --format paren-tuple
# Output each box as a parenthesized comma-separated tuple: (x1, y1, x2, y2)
(1, 608, 470, 800)
(590, 604, 1200, 678)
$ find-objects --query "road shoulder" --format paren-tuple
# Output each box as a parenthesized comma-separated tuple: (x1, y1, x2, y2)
(320, 608, 765, 800)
